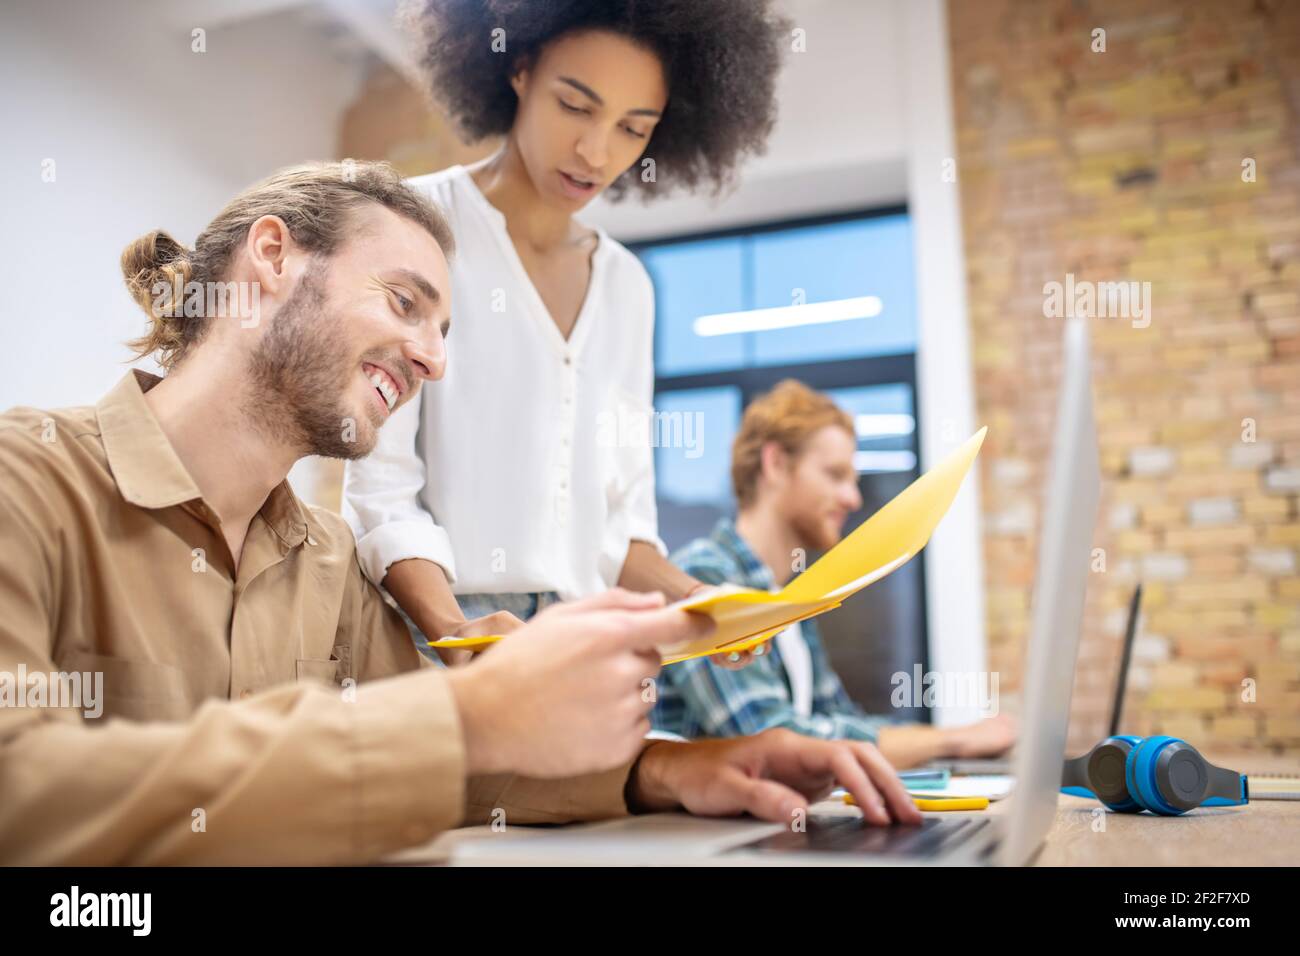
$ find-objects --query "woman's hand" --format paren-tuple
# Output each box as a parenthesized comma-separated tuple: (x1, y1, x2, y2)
(437, 611, 525, 666)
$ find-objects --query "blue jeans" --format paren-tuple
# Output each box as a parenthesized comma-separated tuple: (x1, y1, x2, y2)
(410, 591, 562, 663)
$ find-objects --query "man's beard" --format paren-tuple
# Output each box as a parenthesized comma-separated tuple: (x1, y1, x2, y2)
(244, 261, 380, 461)
(789, 505, 841, 554)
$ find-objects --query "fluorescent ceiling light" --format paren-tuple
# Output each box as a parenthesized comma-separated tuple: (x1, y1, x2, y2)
(693, 295, 883, 337)
(853, 450, 917, 474)
(855, 413, 916, 438)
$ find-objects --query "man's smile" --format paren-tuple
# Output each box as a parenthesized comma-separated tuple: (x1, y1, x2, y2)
(361, 361, 403, 413)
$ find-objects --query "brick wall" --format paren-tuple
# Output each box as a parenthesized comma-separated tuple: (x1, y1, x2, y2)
(948, 0, 1300, 751)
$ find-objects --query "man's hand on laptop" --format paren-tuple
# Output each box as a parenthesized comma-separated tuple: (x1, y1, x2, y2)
(444, 588, 714, 779)
(947, 712, 1017, 758)
(625, 730, 924, 827)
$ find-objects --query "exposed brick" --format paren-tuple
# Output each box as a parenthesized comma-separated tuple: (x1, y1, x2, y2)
(987, 501, 1034, 536)
(1242, 495, 1291, 521)
(1211, 715, 1259, 739)
(1263, 717, 1300, 742)
(1176, 635, 1275, 662)
(1202, 662, 1249, 687)
(1151, 661, 1198, 688)
(1164, 525, 1255, 550)
(1191, 553, 1245, 577)
(1265, 467, 1300, 492)
(1169, 579, 1270, 605)
(1140, 501, 1183, 527)
(1108, 501, 1138, 530)
(1133, 634, 1171, 662)
(1143, 687, 1227, 711)
(1139, 552, 1190, 580)
(1265, 525, 1300, 545)
(991, 457, 1031, 486)
(1129, 445, 1176, 475)
(1248, 548, 1298, 576)
(1228, 441, 1275, 469)
(1188, 496, 1240, 525)
(948, 0, 1300, 752)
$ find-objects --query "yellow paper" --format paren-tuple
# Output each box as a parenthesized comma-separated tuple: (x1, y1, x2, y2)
(429, 427, 987, 664)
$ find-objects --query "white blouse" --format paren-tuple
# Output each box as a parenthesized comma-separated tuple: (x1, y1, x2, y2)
(343, 165, 665, 600)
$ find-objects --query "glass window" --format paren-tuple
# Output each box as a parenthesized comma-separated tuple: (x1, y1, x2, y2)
(637, 212, 915, 379)
(652, 386, 742, 552)
(639, 211, 929, 720)
(825, 383, 918, 475)
(749, 215, 916, 367)
(639, 238, 746, 376)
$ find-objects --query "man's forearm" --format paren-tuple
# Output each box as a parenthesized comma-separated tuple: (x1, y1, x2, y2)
(0, 672, 465, 865)
(618, 541, 702, 603)
(875, 724, 957, 770)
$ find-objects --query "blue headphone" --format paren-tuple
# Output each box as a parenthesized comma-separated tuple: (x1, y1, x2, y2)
(1061, 735, 1249, 815)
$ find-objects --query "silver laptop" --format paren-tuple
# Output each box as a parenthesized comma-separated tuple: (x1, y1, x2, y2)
(454, 317, 1101, 866)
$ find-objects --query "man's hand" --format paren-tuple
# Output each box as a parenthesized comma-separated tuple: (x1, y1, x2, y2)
(627, 729, 924, 827)
(947, 713, 1017, 759)
(445, 588, 714, 779)
(877, 713, 1018, 769)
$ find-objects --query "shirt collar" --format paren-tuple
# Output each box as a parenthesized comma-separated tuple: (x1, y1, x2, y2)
(96, 370, 310, 548)
(709, 516, 777, 591)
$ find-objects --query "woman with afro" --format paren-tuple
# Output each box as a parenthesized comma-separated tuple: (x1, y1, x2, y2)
(345, 0, 789, 669)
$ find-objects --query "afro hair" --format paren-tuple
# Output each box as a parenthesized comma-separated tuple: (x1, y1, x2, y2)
(404, 0, 790, 200)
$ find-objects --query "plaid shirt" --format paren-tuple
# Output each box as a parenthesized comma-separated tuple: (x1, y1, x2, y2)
(651, 518, 895, 742)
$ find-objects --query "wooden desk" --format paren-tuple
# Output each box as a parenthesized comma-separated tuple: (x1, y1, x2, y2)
(1031, 792, 1296, 865)
(389, 752, 1299, 866)
(1033, 752, 1299, 866)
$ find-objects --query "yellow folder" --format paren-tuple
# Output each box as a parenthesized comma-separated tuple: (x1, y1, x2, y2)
(430, 426, 987, 665)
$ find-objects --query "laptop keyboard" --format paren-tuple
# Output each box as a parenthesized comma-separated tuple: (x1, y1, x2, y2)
(746, 815, 990, 858)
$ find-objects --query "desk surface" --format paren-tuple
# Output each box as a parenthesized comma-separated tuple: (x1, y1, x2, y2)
(391, 752, 1299, 866)
(1032, 752, 1298, 866)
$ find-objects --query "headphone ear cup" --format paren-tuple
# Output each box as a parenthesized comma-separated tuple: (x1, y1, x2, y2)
(1155, 739, 1213, 813)
(1127, 735, 1198, 815)
(1088, 736, 1142, 812)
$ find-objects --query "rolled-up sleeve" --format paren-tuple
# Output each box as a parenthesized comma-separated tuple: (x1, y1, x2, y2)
(343, 393, 458, 586)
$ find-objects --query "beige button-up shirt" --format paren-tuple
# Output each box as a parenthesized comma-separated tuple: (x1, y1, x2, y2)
(0, 371, 631, 865)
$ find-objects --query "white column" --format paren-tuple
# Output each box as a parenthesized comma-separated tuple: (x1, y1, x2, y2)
(899, 0, 989, 724)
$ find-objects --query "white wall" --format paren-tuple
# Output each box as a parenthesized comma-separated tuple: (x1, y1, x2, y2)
(0, 0, 364, 411)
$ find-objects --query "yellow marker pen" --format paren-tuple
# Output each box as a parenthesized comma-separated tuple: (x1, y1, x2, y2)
(842, 793, 989, 812)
